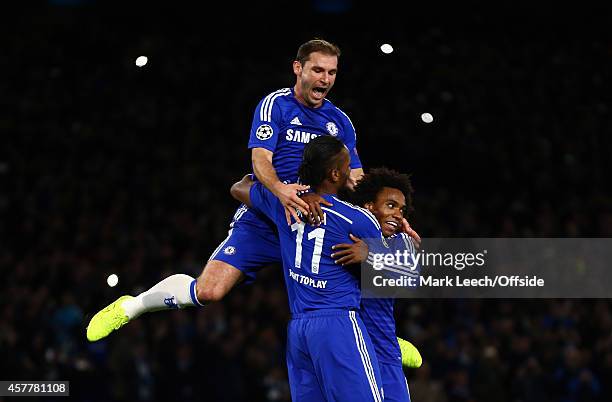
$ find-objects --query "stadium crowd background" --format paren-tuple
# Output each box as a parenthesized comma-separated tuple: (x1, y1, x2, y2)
(2, 2, 611, 401)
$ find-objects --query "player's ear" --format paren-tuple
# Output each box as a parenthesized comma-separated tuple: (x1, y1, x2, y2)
(330, 168, 340, 183)
(364, 202, 374, 212)
(293, 61, 302, 76)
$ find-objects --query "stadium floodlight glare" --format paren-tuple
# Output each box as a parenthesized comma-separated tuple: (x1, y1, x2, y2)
(380, 43, 394, 54)
(380, 43, 393, 54)
(135, 56, 148, 67)
(421, 113, 434, 123)
(107, 274, 119, 287)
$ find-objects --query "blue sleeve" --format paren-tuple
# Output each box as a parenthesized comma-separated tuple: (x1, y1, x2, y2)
(249, 182, 283, 225)
(350, 211, 420, 281)
(350, 209, 385, 243)
(365, 232, 419, 286)
(393, 233, 420, 275)
(247, 95, 283, 153)
(337, 109, 362, 169)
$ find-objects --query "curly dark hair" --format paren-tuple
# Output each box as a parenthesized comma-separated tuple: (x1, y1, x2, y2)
(350, 167, 414, 216)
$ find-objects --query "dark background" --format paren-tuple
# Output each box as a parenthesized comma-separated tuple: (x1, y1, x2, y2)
(2, 1, 611, 401)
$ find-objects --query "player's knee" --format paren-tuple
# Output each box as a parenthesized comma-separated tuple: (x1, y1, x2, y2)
(195, 278, 226, 303)
(196, 261, 243, 303)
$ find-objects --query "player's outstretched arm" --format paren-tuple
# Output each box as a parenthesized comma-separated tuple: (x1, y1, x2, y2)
(401, 218, 421, 249)
(230, 174, 255, 207)
(231, 172, 310, 216)
(348, 167, 364, 190)
(332, 234, 369, 266)
(300, 192, 332, 226)
(252, 147, 310, 224)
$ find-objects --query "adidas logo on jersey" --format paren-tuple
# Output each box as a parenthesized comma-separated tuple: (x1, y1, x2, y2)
(290, 116, 302, 125)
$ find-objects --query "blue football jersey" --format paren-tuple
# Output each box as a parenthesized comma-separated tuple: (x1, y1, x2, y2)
(248, 87, 362, 184)
(231, 87, 362, 234)
(360, 233, 419, 365)
(249, 183, 385, 314)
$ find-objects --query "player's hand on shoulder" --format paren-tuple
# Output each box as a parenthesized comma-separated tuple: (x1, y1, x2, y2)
(273, 182, 310, 225)
(402, 218, 421, 249)
(332, 234, 368, 266)
(300, 193, 332, 226)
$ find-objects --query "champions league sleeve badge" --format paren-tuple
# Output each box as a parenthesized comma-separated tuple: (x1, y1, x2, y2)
(256, 124, 274, 140)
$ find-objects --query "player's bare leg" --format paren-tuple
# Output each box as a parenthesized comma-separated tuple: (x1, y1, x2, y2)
(195, 260, 244, 302)
(86, 260, 244, 341)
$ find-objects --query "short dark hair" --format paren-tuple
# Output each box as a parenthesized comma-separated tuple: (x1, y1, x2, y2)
(296, 39, 341, 66)
(298, 136, 345, 188)
(352, 167, 414, 216)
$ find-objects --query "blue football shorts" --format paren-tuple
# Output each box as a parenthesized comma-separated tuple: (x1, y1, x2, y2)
(209, 205, 281, 283)
(379, 361, 411, 402)
(286, 309, 384, 402)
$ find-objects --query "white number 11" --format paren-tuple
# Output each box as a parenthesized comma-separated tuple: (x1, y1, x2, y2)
(291, 222, 326, 274)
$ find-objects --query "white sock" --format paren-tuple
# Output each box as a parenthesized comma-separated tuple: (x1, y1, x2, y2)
(121, 274, 204, 319)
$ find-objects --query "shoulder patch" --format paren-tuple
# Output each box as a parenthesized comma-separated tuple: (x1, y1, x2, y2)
(256, 124, 274, 140)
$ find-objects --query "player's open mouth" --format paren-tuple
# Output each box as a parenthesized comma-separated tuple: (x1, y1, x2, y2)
(312, 87, 327, 99)
(385, 221, 399, 232)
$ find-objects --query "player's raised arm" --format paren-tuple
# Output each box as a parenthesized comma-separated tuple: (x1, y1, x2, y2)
(230, 174, 255, 207)
(247, 89, 310, 224)
(348, 167, 364, 189)
(335, 105, 363, 189)
(231, 172, 309, 216)
(401, 217, 421, 249)
(332, 233, 369, 266)
(299, 192, 332, 226)
(252, 148, 310, 224)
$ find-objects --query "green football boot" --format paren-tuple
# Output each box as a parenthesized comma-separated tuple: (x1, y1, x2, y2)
(397, 337, 423, 368)
(86, 295, 133, 342)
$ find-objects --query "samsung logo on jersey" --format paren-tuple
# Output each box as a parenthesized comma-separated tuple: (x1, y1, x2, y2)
(286, 129, 320, 143)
